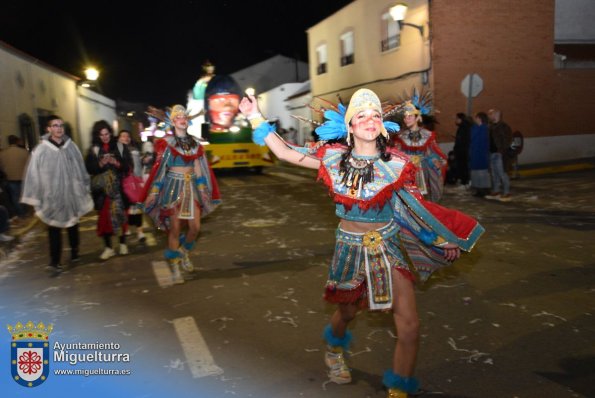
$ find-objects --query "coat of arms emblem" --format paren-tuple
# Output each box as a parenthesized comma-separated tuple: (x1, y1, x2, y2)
(7, 321, 53, 387)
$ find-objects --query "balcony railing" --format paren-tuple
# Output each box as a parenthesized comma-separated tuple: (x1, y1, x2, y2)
(340, 54, 354, 66)
(381, 35, 400, 52)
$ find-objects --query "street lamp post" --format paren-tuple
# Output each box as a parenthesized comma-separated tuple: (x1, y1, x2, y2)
(389, 2, 424, 36)
(81, 67, 100, 88)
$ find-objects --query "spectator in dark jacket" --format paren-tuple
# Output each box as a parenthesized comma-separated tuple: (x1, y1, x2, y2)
(453, 113, 471, 186)
(486, 109, 513, 202)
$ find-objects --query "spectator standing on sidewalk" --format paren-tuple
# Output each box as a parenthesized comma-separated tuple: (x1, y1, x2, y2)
(118, 130, 146, 244)
(0, 135, 30, 219)
(469, 112, 491, 197)
(21, 115, 94, 272)
(85, 120, 132, 261)
(486, 109, 513, 202)
(453, 113, 471, 187)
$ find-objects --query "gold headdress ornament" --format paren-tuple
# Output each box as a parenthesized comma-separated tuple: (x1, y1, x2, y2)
(145, 104, 202, 130)
(401, 100, 420, 116)
(343, 89, 388, 144)
(169, 104, 202, 121)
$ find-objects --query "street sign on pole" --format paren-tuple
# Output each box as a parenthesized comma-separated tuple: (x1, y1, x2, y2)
(461, 73, 483, 115)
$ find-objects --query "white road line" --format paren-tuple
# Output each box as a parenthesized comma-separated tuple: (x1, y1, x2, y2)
(173, 316, 223, 378)
(265, 171, 312, 182)
(152, 261, 173, 288)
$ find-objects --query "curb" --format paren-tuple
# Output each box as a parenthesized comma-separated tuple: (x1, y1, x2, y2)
(9, 217, 39, 239)
(517, 162, 595, 177)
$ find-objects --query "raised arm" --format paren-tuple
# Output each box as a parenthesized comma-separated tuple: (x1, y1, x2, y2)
(239, 95, 321, 170)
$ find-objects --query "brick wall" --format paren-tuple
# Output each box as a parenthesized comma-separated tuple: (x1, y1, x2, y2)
(431, 0, 595, 141)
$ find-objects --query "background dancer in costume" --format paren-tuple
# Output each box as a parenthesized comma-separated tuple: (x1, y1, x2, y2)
(143, 105, 220, 284)
(239, 89, 483, 398)
(86, 120, 132, 260)
(392, 93, 447, 202)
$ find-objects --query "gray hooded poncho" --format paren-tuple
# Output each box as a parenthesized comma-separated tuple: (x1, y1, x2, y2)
(21, 134, 93, 228)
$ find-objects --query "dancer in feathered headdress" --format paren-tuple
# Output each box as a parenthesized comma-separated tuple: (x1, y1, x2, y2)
(392, 87, 447, 202)
(238, 88, 484, 398)
(142, 104, 220, 284)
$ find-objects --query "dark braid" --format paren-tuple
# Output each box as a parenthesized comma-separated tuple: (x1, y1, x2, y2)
(377, 135, 392, 162)
(339, 134, 392, 174)
(339, 145, 354, 174)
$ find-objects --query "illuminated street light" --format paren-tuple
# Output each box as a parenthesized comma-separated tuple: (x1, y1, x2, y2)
(389, 3, 408, 21)
(389, 2, 424, 36)
(84, 67, 100, 81)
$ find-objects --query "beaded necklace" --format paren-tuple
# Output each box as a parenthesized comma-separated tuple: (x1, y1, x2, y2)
(406, 128, 422, 142)
(174, 134, 197, 154)
(340, 152, 379, 197)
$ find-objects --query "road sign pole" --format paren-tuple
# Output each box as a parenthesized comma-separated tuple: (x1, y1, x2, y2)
(466, 73, 474, 115)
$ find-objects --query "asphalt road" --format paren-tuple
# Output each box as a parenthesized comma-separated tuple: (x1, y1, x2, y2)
(1, 165, 593, 398)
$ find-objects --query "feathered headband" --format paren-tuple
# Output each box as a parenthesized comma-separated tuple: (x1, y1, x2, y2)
(145, 104, 202, 130)
(391, 87, 433, 117)
(311, 89, 400, 144)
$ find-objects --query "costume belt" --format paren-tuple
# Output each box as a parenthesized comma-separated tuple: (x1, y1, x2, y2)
(166, 170, 196, 219)
(337, 221, 398, 310)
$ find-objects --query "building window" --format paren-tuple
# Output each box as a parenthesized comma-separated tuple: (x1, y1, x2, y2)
(340, 31, 355, 66)
(381, 12, 400, 52)
(316, 44, 327, 75)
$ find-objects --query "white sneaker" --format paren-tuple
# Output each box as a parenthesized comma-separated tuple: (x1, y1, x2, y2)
(324, 347, 351, 384)
(99, 247, 116, 260)
(169, 259, 185, 284)
(179, 248, 194, 272)
(0, 233, 15, 242)
(119, 244, 129, 255)
(485, 192, 501, 200)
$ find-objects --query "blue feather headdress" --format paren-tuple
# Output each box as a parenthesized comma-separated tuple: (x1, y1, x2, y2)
(312, 93, 400, 143)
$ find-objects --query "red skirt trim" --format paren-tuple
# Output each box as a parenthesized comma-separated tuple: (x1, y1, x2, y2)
(323, 268, 415, 309)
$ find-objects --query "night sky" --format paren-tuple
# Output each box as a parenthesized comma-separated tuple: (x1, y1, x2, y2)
(1, 0, 352, 108)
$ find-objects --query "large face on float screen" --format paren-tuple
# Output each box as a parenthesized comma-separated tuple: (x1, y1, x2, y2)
(208, 93, 240, 131)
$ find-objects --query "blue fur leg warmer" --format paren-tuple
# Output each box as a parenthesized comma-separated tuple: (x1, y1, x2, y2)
(164, 249, 182, 259)
(182, 240, 196, 251)
(382, 370, 419, 394)
(323, 324, 352, 350)
(178, 234, 196, 250)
